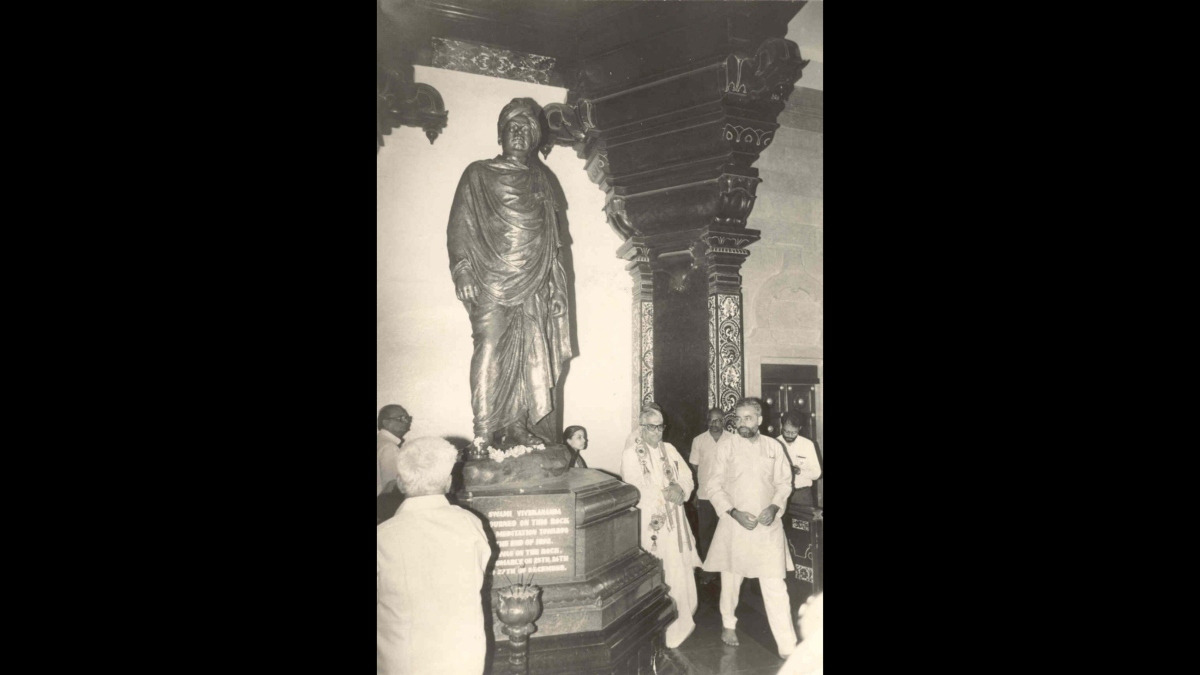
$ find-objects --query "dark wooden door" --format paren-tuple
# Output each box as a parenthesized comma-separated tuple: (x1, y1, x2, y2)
(759, 364, 819, 442)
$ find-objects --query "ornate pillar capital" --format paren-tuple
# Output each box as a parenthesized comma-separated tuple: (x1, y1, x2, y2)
(617, 237, 653, 300)
(699, 226, 761, 296)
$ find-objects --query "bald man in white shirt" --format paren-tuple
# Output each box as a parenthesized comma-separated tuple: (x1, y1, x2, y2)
(377, 405, 411, 496)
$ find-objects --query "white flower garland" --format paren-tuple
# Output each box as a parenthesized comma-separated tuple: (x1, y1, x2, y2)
(473, 436, 545, 463)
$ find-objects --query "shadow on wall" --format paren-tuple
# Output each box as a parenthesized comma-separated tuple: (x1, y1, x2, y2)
(547, 154, 577, 441)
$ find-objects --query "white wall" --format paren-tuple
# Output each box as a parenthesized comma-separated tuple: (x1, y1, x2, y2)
(741, 115, 824, 451)
(789, 0, 823, 91)
(377, 66, 632, 475)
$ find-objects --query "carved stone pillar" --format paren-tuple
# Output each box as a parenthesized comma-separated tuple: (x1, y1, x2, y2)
(618, 238, 654, 423)
(704, 228, 760, 416)
(615, 225, 759, 448)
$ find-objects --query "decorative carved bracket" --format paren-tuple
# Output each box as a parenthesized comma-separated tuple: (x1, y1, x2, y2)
(585, 149, 609, 191)
(720, 38, 809, 106)
(543, 100, 596, 146)
(715, 174, 762, 228)
(539, 99, 597, 162)
(604, 195, 636, 240)
(377, 63, 449, 151)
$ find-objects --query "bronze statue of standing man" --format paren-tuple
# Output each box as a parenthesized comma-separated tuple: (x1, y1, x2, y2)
(447, 98, 572, 448)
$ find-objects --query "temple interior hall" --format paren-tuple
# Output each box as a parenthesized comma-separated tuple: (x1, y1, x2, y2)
(378, 2, 823, 673)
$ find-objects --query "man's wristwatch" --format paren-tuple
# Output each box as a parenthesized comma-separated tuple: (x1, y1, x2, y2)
(727, 508, 737, 517)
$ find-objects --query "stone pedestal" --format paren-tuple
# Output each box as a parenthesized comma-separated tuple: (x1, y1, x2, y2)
(784, 503, 823, 619)
(459, 468, 680, 675)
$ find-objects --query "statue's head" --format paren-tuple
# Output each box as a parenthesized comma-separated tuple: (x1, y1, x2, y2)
(497, 98, 544, 160)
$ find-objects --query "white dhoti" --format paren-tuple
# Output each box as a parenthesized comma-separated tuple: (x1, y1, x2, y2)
(702, 433, 798, 657)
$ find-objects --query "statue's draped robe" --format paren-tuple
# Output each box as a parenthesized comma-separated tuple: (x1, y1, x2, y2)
(447, 157, 572, 438)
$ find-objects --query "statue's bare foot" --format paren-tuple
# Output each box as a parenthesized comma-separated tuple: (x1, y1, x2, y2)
(505, 419, 544, 447)
(721, 628, 739, 646)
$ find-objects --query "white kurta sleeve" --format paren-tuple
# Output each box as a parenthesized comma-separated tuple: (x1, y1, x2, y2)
(689, 435, 701, 466)
(770, 439, 793, 511)
(798, 439, 822, 481)
(706, 439, 734, 515)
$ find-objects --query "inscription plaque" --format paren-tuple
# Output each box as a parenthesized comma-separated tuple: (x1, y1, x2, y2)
(474, 492, 576, 584)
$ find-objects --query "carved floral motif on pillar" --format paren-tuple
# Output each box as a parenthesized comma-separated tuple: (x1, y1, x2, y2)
(640, 302, 654, 407)
(709, 294, 744, 413)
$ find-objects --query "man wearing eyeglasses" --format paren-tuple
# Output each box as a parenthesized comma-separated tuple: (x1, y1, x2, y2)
(377, 405, 412, 497)
(702, 397, 797, 659)
(620, 406, 702, 649)
(778, 410, 821, 508)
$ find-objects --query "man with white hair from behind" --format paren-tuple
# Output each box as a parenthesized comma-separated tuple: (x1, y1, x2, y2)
(778, 592, 823, 675)
(377, 437, 491, 675)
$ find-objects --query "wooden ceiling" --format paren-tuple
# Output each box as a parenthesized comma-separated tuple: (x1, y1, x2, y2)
(378, 0, 804, 90)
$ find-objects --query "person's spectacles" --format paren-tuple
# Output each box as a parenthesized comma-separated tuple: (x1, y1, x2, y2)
(641, 424, 665, 431)
(386, 415, 412, 424)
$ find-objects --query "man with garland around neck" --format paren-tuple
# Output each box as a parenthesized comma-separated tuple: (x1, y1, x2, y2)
(620, 406, 703, 649)
(702, 397, 798, 659)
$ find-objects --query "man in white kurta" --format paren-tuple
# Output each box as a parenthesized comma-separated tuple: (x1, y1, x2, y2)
(779, 411, 822, 508)
(690, 407, 730, 562)
(378, 437, 491, 675)
(621, 407, 703, 649)
(702, 398, 797, 658)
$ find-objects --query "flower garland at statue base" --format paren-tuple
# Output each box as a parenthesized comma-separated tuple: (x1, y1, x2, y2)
(471, 437, 545, 463)
(633, 437, 693, 555)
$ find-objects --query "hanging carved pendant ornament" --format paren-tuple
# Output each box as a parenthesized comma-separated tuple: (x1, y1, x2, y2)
(376, 63, 449, 151)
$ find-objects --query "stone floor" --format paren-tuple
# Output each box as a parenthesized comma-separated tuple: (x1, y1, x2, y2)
(668, 573, 799, 675)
